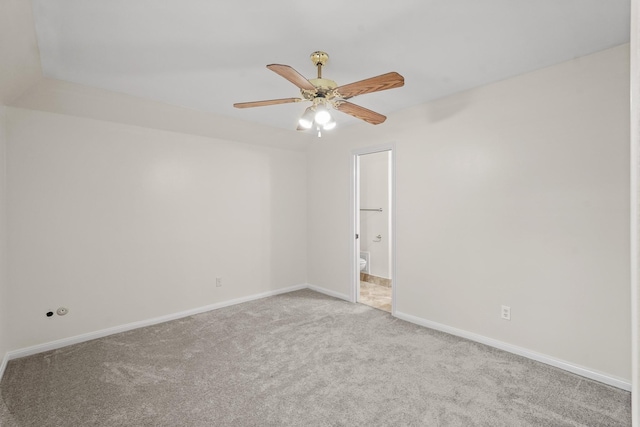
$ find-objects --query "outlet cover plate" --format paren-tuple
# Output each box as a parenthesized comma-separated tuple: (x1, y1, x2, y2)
(501, 305, 511, 320)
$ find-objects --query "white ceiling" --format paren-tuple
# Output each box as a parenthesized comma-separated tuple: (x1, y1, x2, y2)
(30, 0, 630, 132)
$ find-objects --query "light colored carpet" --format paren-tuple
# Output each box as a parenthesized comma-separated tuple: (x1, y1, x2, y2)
(0, 289, 631, 426)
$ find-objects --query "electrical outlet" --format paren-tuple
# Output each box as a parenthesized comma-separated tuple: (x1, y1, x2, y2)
(56, 307, 69, 316)
(501, 305, 511, 321)
(216, 277, 222, 287)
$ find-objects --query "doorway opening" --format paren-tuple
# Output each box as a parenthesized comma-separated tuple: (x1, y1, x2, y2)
(351, 145, 396, 315)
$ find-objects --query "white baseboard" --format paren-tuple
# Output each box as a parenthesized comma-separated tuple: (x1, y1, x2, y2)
(3, 285, 628, 393)
(306, 283, 351, 302)
(394, 310, 631, 392)
(6, 284, 307, 362)
(0, 352, 8, 383)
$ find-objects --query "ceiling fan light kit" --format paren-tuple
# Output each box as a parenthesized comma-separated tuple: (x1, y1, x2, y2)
(298, 107, 315, 129)
(297, 103, 337, 137)
(233, 51, 404, 137)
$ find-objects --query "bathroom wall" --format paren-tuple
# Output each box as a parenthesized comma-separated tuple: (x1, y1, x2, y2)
(5, 107, 307, 351)
(307, 44, 631, 383)
(360, 151, 391, 279)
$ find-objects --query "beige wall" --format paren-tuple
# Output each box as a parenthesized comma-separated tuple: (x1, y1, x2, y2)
(0, 0, 41, 104)
(308, 45, 631, 382)
(5, 107, 307, 350)
(0, 0, 42, 365)
(0, 107, 8, 362)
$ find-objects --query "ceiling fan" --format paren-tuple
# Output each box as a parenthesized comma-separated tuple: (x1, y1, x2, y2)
(233, 51, 404, 136)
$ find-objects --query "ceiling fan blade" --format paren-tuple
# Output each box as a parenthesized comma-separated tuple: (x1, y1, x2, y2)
(333, 72, 404, 99)
(334, 101, 386, 125)
(233, 97, 302, 109)
(267, 64, 317, 91)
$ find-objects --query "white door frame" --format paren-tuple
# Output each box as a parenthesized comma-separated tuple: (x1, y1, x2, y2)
(350, 143, 397, 316)
(630, 0, 639, 422)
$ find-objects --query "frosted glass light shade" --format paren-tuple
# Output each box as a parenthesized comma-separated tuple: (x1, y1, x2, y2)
(323, 120, 336, 130)
(298, 107, 315, 129)
(315, 109, 331, 125)
(298, 117, 313, 129)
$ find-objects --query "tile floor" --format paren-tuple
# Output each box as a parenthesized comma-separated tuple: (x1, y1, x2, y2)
(359, 281, 392, 313)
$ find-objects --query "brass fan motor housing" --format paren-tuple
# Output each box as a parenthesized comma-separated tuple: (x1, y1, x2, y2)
(302, 78, 338, 101)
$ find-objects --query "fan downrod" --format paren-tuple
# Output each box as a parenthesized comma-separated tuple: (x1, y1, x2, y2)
(310, 51, 329, 78)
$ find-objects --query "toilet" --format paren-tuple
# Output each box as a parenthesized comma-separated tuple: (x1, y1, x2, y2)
(359, 258, 367, 271)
